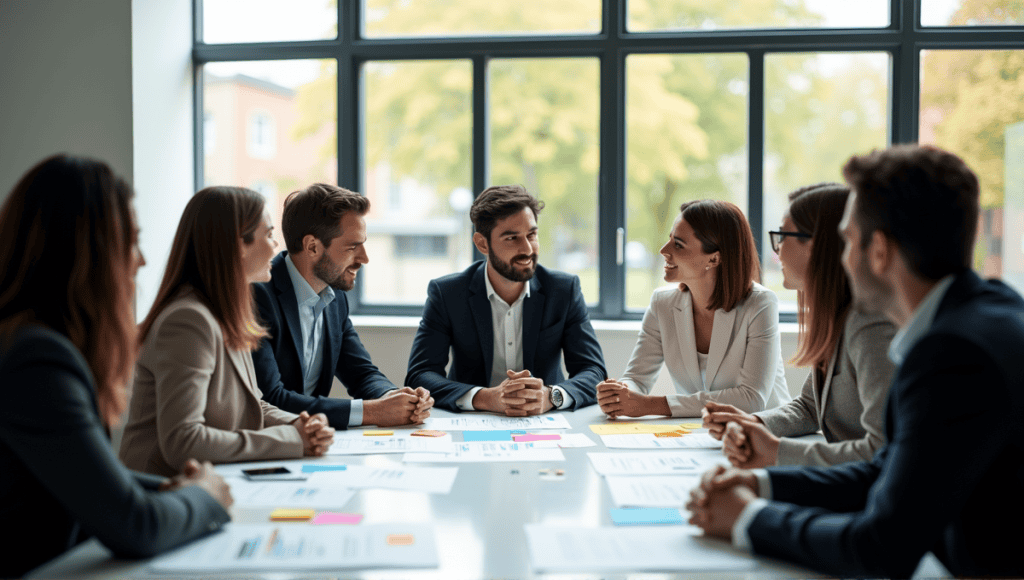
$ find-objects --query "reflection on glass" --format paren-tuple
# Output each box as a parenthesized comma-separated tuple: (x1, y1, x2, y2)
(629, 0, 888, 32)
(921, 50, 1024, 289)
(625, 54, 749, 311)
(764, 52, 890, 308)
(203, 59, 337, 251)
(362, 60, 473, 305)
(922, 0, 1024, 27)
(489, 58, 600, 304)
(202, 0, 336, 44)
(363, 0, 600, 38)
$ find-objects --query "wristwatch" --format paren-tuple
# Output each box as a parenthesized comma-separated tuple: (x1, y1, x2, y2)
(549, 386, 564, 409)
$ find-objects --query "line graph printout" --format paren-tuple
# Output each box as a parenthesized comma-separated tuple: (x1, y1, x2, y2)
(149, 524, 437, 572)
(423, 414, 571, 431)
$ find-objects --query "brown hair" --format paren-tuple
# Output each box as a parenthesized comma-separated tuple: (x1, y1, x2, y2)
(139, 186, 268, 351)
(281, 183, 370, 253)
(786, 183, 853, 370)
(0, 154, 138, 427)
(843, 144, 979, 281)
(679, 200, 760, 312)
(470, 184, 545, 243)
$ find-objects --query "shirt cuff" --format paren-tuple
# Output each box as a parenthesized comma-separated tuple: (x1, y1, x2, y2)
(732, 497, 769, 552)
(753, 469, 772, 498)
(456, 387, 483, 411)
(554, 386, 574, 410)
(348, 399, 363, 427)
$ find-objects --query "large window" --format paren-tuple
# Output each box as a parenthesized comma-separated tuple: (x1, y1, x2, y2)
(195, 1, 1024, 319)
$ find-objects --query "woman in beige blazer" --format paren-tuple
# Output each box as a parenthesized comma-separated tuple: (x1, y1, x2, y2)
(121, 187, 334, 477)
(597, 200, 791, 418)
(703, 183, 897, 467)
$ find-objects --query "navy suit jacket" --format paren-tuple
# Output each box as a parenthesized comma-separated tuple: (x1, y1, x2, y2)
(405, 261, 606, 412)
(747, 270, 1024, 578)
(251, 252, 396, 429)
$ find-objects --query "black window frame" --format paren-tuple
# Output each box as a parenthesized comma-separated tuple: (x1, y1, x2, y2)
(192, 0, 1024, 322)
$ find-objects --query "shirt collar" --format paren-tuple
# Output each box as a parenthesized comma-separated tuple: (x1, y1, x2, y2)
(483, 263, 530, 305)
(284, 254, 336, 308)
(888, 274, 955, 365)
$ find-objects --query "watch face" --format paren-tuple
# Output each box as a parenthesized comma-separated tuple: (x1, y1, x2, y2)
(551, 387, 563, 407)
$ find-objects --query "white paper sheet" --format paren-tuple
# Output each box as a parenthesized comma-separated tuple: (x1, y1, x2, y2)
(307, 464, 459, 494)
(524, 524, 755, 572)
(587, 452, 706, 475)
(326, 436, 455, 455)
(149, 523, 437, 572)
(605, 475, 700, 507)
(227, 480, 356, 508)
(600, 433, 722, 449)
(403, 441, 566, 463)
(423, 414, 571, 431)
(553, 432, 597, 448)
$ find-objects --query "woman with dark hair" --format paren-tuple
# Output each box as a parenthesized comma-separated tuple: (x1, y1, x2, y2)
(703, 183, 897, 467)
(0, 155, 232, 578)
(597, 199, 790, 418)
(120, 186, 334, 477)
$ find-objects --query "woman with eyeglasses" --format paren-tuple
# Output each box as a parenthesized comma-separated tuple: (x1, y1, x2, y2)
(597, 199, 790, 419)
(0, 155, 232, 578)
(703, 183, 898, 467)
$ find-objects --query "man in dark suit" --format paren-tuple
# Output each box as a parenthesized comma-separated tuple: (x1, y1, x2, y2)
(686, 145, 1024, 577)
(252, 184, 433, 429)
(406, 185, 606, 414)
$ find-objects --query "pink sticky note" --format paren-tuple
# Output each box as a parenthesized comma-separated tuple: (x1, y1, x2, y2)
(311, 512, 363, 525)
(513, 434, 561, 442)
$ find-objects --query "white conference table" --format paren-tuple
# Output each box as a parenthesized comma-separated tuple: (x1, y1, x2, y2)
(30, 405, 825, 579)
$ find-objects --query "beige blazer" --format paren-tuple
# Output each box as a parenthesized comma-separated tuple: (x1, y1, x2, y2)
(120, 292, 303, 476)
(621, 283, 791, 417)
(754, 309, 897, 466)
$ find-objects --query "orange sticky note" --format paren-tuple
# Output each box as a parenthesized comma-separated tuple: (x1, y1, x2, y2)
(655, 431, 682, 438)
(387, 534, 415, 546)
(270, 508, 314, 521)
(411, 429, 446, 437)
(364, 430, 393, 436)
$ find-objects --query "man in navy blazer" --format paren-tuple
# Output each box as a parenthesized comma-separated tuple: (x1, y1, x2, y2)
(687, 145, 1023, 577)
(252, 184, 433, 430)
(406, 185, 606, 414)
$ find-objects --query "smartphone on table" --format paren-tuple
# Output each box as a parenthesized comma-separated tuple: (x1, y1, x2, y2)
(241, 466, 308, 481)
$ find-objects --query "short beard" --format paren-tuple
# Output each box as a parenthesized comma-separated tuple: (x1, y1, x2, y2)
(313, 252, 353, 291)
(850, 252, 891, 316)
(490, 252, 537, 282)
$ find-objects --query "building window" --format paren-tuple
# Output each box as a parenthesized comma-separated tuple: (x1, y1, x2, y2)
(247, 110, 276, 159)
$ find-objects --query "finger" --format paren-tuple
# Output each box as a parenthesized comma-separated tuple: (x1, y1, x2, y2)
(596, 390, 621, 403)
(415, 387, 429, 398)
(504, 407, 528, 417)
(183, 458, 202, 476)
(703, 401, 736, 414)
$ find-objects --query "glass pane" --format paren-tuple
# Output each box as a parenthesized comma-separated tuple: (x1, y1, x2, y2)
(203, 59, 337, 252)
(490, 58, 600, 304)
(764, 52, 890, 310)
(922, 0, 1024, 27)
(921, 50, 1024, 289)
(202, 0, 336, 44)
(625, 54, 749, 311)
(361, 61, 473, 305)
(364, 0, 600, 38)
(629, 0, 888, 32)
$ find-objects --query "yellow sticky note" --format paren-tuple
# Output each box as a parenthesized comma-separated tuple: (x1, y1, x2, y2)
(270, 508, 314, 521)
(680, 423, 703, 430)
(387, 534, 415, 546)
(364, 430, 394, 436)
(590, 423, 688, 435)
(654, 431, 683, 438)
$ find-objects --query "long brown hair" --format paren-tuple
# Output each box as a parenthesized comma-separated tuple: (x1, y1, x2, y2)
(139, 186, 268, 351)
(787, 183, 852, 370)
(0, 155, 138, 427)
(679, 199, 760, 312)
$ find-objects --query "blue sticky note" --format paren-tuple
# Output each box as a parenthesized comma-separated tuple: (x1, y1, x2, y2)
(462, 430, 513, 442)
(301, 465, 348, 473)
(610, 508, 684, 526)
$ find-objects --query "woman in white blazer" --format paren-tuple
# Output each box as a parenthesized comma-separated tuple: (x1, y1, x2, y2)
(703, 183, 897, 467)
(597, 200, 790, 418)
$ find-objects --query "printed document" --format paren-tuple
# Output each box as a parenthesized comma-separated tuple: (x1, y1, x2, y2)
(600, 433, 722, 449)
(587, 452, 707, 476)
(326, 436, 455, 455)
(403, 441, 566, 463)
(307, 464, 458, 494)
(228, 480, 356, 508)
(605, 475, 700, 507)
(424, 414, 571, 431)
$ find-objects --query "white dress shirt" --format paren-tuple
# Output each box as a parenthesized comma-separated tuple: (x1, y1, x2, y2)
(455, 269, 573, 411)
(284, 255, 364, 426)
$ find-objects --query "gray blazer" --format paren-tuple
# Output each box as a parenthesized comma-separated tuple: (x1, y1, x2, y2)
(754, 309, 897, 466)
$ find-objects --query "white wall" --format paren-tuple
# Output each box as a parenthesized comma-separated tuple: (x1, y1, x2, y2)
(0, 0, 134, 199)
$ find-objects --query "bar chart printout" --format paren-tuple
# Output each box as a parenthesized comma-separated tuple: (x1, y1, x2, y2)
(148, 524, 438, 572)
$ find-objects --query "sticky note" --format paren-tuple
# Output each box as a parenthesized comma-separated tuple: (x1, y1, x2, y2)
(411, 429, 446, 437)
(654, 431, 683, 438)
(301, 464, 347, 473)
(270, 508, 315, 521)
(312, 512, 363, 525)
(387, 534, 415, 546)
(364, 430, 393, 436)
(610, 508, 684, 526)
(590, 423, 688, 435)
(680, 423, 703, 429)
(513, 433, 561, 442)
(463, 430, 513, 442)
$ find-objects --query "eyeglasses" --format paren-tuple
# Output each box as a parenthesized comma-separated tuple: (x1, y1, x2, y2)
(768, 230, 812, 253)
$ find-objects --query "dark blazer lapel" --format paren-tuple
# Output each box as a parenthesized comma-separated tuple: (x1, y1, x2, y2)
(321, 300, 342, 395)
(468, 265, 494, 380)
(272, 253, 305, 371)
(522, 275, 544, 371)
